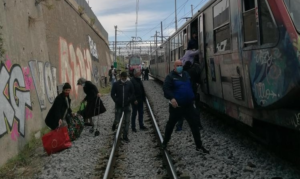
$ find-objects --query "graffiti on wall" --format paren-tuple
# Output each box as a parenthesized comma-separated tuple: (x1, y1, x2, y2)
(29, 60, 57, 110)
(92, 66, 100, 83)
(88, 36, 99, 62)
(250, 47, 286, 106)
(59, 37, 92, 97)
(0, 56, 32, 139)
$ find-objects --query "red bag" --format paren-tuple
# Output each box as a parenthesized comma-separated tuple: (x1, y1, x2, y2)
(42, 126, 72, 155)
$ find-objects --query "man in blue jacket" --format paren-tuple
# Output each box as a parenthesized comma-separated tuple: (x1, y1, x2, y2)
(111, 71, 135, 142)
(162, 60, 209, 154)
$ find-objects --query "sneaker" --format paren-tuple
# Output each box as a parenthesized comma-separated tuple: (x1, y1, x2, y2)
(175, 127, 182, 132)
(196, 146, 209, 154)
(112, 124, 116, 131)
(132, 128, 137, 132)
(123, 137, 130, 143)
(140, 126, 148, 131)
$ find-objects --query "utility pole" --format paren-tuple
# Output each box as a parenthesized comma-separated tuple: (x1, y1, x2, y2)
(155, 31, 158, 50)
(114, 25, 117, 64)
(119, 47, 121, 56)
(191, 5, 193, 16)
(161, 21, 163, 44)
(175, 0, 177, 31)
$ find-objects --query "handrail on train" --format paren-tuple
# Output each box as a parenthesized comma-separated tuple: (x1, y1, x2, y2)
(145, 98, 178, 179)
(103, 112, 124, 179)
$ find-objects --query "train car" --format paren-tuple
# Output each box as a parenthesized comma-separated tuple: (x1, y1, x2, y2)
(128, 55, 142, 76)
(150, 0, 300, 142)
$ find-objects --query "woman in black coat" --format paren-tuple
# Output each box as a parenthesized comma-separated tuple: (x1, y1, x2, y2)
(45, 83, 72, 130)
(77, 78, 102, 126)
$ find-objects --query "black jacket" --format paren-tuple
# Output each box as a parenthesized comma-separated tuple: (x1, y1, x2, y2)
(45, 93, 72, 130)
(111, 80, 135, 107)
(130, 77, 146, 103)
(83, 81, 99, 102)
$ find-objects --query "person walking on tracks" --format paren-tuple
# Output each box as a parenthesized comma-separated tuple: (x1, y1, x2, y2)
(161, 60, 209, 154)
(77, 78, 102, 126)
(111, 71, 135, 142)
(143, 67, 149, 81)
(109, 65, 117, 86)
(130, 69, 148, 132)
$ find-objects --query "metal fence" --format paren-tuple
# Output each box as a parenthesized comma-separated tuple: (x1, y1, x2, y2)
(74, 0, 108, 40)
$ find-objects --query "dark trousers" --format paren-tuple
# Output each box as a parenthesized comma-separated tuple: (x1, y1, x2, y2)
(114, 105, 131, 138)
(176, 106, 202, 129)
(131, 102, 144, 129)
(144, 74, 149, 80)
(163, 104, 202, 148)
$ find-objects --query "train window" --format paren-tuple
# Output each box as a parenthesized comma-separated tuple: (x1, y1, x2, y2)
(259, 0, 278, 44)
(244, 0, 255, 11)
(215, 25, 231, 52)
(213, 0, 231, 53)
(243, 0, 257, 45)
(284, 0, 300, 32)
(161, 55, 165, 62)
(178, 32, 182, 47)
(213, 0, 229, 28)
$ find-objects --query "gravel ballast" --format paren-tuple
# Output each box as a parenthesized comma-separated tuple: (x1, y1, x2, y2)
(143, 79, 300, 179)
(36, 79, 300, 179)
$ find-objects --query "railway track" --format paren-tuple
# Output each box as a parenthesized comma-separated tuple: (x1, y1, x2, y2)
(101, 97, 178, 179)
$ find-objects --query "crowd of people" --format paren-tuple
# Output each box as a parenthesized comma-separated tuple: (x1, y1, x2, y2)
(44, 31, 209, 154)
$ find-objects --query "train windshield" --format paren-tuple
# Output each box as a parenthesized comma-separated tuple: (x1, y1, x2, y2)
(284, 0, 300, 32)
(130, 57, 141, 65)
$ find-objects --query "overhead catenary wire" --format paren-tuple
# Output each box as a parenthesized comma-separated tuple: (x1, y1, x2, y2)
(140, 0, 189, 39)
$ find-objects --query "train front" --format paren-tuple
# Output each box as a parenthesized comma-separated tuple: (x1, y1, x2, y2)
(128, 56, 142, 77)
(250, 0, 300, 130)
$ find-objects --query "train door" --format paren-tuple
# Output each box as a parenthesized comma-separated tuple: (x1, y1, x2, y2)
(199, 13, 209, 94)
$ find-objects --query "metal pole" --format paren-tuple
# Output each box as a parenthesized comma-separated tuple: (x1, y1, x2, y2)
(114, 25, 117, 62)
(155, 31, 158, 49)
(191, 5, 193, 16)
(175, 0, 177, 31)
(161, 21, 163, 44)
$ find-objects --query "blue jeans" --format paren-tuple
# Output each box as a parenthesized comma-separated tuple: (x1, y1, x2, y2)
(131, 102, 144, 129)
(114, 105, 131, 138)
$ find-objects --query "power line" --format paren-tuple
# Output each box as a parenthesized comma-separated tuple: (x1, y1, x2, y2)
(140, 0, 189, 39)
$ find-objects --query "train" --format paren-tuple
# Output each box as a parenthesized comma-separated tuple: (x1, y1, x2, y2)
(128, 55, 142, 76)
(149, 0, 300, 143)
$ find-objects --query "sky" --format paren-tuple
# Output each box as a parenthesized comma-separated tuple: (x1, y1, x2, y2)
(88, 0, 209, 54)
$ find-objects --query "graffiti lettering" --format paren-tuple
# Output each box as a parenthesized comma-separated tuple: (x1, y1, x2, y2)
(59, 37, 92, 97)
(92, 66, 100, 83)
(0, 59, 32, 138)
(255, 48, 281, 66)
(293, 113, 300, 128)
(29, 61, 57, 110)
(255, 83, 278, 104)
(216, 40, 227, 52)
(88, 36, 99, 61)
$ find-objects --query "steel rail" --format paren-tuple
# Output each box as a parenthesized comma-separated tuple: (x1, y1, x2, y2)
(145, 98, 178, 179)
(103, 113, 124, 179)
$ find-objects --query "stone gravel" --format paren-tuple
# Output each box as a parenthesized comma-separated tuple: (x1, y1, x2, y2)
(143, 79, 300, 179)
(37, 95, 114, 179)
(36, 79, 300, 179)
(114, 108, 165, 178)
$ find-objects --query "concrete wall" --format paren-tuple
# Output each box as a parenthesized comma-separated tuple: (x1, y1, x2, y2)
(0, 0, 112, 167)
